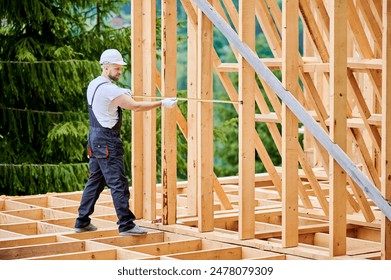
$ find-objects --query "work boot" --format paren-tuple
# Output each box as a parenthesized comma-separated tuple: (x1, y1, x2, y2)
(119, 225, 148, 236)
(74, 223, 97, 233)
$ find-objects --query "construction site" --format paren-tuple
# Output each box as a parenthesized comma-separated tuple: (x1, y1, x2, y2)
(1, 0, 391, 261)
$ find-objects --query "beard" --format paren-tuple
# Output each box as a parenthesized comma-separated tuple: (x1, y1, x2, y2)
(108, 73, 120, 82)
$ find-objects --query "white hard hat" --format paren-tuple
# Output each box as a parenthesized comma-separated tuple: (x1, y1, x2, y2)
(99, 49, 126, 65)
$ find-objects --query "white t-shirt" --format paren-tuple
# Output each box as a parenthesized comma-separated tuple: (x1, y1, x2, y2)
(86, 76, 131, 128)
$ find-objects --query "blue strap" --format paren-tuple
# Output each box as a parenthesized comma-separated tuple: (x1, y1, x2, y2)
(90, 82, 108, 106)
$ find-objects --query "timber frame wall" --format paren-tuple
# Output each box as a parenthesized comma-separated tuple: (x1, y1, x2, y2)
(130, 0, 391, 259)
(1, 0, 391, 261)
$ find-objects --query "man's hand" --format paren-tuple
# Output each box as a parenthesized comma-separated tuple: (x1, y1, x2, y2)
(161, 98, 178, 108)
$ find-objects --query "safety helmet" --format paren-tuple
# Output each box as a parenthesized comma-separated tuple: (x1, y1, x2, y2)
(99, 49, 126, 65)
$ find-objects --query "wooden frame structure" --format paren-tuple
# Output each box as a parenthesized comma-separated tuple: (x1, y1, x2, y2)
(1, 0, 391, 260)
(130, 0, 391, 259)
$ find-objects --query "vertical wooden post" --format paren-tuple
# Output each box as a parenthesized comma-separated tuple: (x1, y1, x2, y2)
(187, 2, 198, 216)
(330, 0, 347, 257)
(142, 0, 157, 220)
(131, 0, 144, 218)
(238, 0, 255, 240)
(382, 0, 391, 260)
(161, 0, 177, 225)
(197, 0, 214, 232)
(282, 0, 300, 248)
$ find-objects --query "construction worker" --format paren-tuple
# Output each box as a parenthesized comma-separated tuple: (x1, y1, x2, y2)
(74, 49, 177, 235)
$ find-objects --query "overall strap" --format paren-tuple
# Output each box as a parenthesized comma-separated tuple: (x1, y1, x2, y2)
(90, 82, 109, 106)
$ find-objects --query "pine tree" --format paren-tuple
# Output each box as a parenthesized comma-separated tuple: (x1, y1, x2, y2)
(0, 0, 132, 195)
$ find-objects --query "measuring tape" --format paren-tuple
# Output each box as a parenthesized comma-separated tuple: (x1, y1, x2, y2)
(132, 95, 242, 105)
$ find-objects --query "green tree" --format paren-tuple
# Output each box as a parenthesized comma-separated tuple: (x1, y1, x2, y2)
(0, 0, 131, 195)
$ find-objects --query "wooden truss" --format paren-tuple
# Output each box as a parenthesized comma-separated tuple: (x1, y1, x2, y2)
(1, 0, 391, 260)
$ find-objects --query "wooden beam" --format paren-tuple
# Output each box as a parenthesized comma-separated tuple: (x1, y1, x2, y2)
(197, 0, 214, 232)
(357, 0, 382, 53)
(126, 239, 202, 256)
(142, 0, 157, 220)
(282, 0, 299, 248)
(299, 0, 329, 62)
(0, 241, 85, 259)
(238, 0, 255, 240)
(329, 0, 348, 256)
(161, 0, 177, 225)
(187, 0, 198, 216)
(347, 0, 382, 103)
(382, 0, 391, 260)
(131, 0, 144, 218)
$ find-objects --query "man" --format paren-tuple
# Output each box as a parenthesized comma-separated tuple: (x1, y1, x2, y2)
(74, 49, 177, 236)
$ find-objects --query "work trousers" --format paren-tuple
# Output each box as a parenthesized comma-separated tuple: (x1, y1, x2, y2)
(75, 128, 136, 232)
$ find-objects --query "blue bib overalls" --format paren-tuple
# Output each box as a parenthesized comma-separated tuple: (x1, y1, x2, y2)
(75, 82, 136, 232)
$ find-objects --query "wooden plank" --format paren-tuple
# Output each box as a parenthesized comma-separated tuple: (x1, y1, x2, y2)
(347, 177, 375, 222)
(180, 0, 198, 27)
(0, 222, 38, 235)
(241, 247, 285, 260)
(299, 0, 329, 62)
(131, 0, 144, 218)
(212, 175, 233, 210)
(256, 0, 282, 58)
(313, 0, 330, 41)
(186, 1, 198, 216)
(0, 241, 85, 259)
(370, 0, 382, 28)
(4, 208, 74, 221)
(92, 231, 164, 247)
(308, 111, 382, 128)
(27, 249, 118, 260)
(125, 239, 202, 256)
(64, 229, 121, 240)
(142, 0, 157, 220)
(214, 0, 238, 59)
(329, 0, 348, 257)
(221, 0, 239, 31)
(161, 0, 177, 225)
(254, 223, 330, 240)
(197, 0, 214, 232)
(382, 0, 391, 260)
(178, 208, 282, 226)
(0, 235, 58, 249)
(167, 246, 242, 260)
(238, 0, 255, 240)
(347, 0, 375, 59)
(357, 0, 382, 53)
(0, 229, 23, 238)
(282, 0, 299, 248)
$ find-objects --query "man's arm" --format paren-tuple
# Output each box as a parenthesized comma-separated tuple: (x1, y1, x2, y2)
(112, 94, 162, 112)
